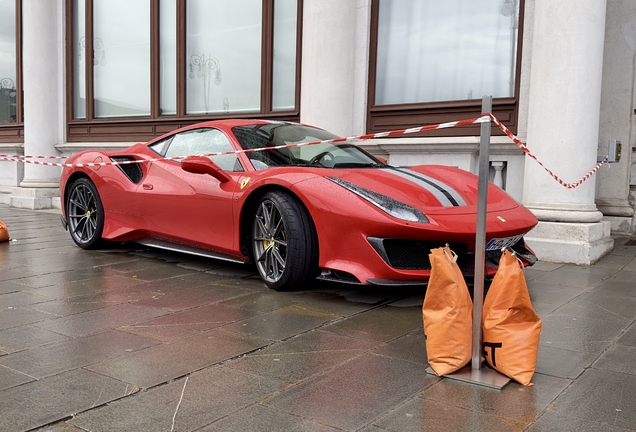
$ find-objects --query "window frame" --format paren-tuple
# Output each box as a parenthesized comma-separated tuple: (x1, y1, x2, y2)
(0, 0, 24, 143)
(65, 0, 303, 143)
(366, 0, 525, 137)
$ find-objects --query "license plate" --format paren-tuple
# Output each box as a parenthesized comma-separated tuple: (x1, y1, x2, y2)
(485, 234, 523, 251)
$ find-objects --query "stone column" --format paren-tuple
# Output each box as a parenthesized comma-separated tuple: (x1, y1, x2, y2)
(595, 0, 636, 235)
(523, 0, 613, 264)
(300, 0, 363, 136)
(11, 0, 63, 209)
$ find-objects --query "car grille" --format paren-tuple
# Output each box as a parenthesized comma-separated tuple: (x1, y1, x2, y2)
(368, 237, 533, 275)
(369, 238, 468, 270)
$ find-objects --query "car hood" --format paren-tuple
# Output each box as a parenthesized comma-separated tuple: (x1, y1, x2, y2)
(325, 165, 519, 215)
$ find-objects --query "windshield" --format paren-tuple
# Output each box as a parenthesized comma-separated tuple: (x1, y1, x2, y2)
(232, 123, 386, 170)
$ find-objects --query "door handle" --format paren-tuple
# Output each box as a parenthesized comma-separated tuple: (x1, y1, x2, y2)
(142, 183, 153, 190)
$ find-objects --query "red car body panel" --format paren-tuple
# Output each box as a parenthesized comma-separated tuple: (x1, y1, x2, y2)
(60, 119, 538, 286)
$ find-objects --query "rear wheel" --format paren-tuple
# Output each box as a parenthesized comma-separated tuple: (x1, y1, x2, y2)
(252, 191, 317, 291)
(66, 178, 105, 249)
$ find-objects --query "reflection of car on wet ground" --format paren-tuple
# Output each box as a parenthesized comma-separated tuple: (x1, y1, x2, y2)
(60, 119, 538, 291)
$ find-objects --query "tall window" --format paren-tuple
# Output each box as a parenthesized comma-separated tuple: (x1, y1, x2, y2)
(368, 0, 524, 135)
(68, 0, 302, 142)
(186, 0, 262, 115)
(0, 0, 22, 139)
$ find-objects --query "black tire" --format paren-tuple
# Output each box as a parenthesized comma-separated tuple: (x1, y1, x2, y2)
(66, 177, 105, 249)
(252, 191, 318, 291)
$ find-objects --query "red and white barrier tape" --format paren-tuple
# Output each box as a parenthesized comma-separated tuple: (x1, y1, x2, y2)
(0, 114, 609, 189)
(0, 116, 490, 168)
(0, 154, 69, 159)
(488, 114, 609, 189)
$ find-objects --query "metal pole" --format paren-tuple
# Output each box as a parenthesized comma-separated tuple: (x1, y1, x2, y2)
(471, 95, 492, 370)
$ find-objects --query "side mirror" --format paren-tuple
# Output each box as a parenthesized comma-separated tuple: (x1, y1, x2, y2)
(181, 156, 232, 183)
(376, 156, 388, 164)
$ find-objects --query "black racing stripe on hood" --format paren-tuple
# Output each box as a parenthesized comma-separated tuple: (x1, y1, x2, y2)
(386, 167, 462, 207)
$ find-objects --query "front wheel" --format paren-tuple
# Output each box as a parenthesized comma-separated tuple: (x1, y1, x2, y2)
(66, 177, 105, 249)
(252, 191, 317, 291)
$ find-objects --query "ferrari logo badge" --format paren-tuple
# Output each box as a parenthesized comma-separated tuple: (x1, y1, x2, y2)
(240, 177, 251, 190)
(497, 216, 506, 222)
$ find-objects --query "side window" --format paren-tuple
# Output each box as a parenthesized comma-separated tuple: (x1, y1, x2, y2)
(163, 128, 243, 172)
(148, 136, 174, 156)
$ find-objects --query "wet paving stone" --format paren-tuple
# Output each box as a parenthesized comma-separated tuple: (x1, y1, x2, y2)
(539, 314, 627, 354)
(421, 373, 571, 421)
(70, 366, 281, 432)
(199, 404, 341, 432)
(255, 329, 379, 355)
(368, 397, 528, 432)
(321, 305, 423, 343)
(370, 330, 428, 366)
(133, 283, 253, 311)
(266, 352, 438, 431)
(592, 344, 636, 375)
(526, 282, 589, 308)
(526, 410, 636, 432)
(535, 345, 598, 379)
(610, 269, 636, 283)
(2, 206, 636, 431)
(225, 341, 366, 384)
(617, 322, 636, 347)
(26, 283, 171, 317)
(0, 307, 55, 331)
(551, 290, 636, 323)
(221, 304, 341, 341)
(0, 364, 33, 391)
(0, 325, 69, 354)
(33, 303, 170, 337)
(591, 277, 636, 299)
(85, 328, 270, 389)
(0, 368, 130, 432)
(219, 290, 304, 313)
(0, 291, 51, 309)
(532, 267, 612, 288)
(0, 280, 29, 295)
(119, 303, 260, 341)
(0, 330, 160, 378)
(550, 368, 636, 430)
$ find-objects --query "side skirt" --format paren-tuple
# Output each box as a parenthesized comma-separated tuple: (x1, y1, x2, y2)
(136, 238, 249, 265)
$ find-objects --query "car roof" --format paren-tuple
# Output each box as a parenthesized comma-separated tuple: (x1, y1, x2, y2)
(146, 119, 321, 145)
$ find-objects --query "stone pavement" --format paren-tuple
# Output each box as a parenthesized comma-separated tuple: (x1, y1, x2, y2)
(0, 204, 635, 432)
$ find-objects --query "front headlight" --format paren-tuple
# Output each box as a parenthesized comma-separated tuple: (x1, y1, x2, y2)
(326, 177, 429, 224)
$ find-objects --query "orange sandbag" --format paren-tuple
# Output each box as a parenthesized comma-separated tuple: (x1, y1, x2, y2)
(0, 220, 9, 242)
(482, 249, 541, 386)
(423, 246, 473, 376)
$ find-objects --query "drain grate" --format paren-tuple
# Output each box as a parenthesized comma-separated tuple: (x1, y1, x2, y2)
(625, 240, 636, 246)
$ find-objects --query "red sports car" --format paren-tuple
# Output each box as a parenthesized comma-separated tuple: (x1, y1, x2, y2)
(60, 119, 538, 291)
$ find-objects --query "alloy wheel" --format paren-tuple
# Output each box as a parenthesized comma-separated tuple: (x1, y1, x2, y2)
(253, 198, 287, 283)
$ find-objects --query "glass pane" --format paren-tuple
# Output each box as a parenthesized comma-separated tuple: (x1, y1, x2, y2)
(0, 0, 17, 124)
(73, 0, 86, 119)
(93, 0, 150, 118)
(186, 0, 262, 115)
(160, 0, 176, 116)
(272, 0, 297, 111)
(375, 0, 520, 105)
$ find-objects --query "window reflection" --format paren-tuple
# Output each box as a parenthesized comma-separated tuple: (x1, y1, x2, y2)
(160, 0, 176, 116)
(0, 0, 17, 124)
(272, 0, 297, 111)
(375, 0, 520, 105)
(186, 0, 262, 115)
(93, 0, 150, 118)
